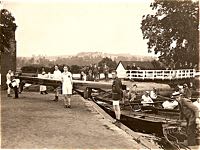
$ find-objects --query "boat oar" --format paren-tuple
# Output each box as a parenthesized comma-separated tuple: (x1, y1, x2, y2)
(157, 94, 175, 101)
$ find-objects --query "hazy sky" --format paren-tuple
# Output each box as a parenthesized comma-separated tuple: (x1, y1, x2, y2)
(2, 0, 155, 57)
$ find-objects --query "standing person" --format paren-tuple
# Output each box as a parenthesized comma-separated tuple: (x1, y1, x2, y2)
(61, 66, 73, 108)
(103, 64, 109, 81)
(172, 92, 199, 146)
(86, 70, 94, 99)
(86, 70, 94, 81)
(80, 71, 87, 81)
(6, 70, 13, 97)
(111, 70, 123, 124)
(40, 71, 48, 94)
(9, 74, 20, 99)
(53, 65, 62, 101)
(93, 64, 99, 81)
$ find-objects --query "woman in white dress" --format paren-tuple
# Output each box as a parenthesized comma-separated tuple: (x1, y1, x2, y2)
(61, 66, 73, 108)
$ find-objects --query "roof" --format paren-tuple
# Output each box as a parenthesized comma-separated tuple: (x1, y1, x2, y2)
(117, 61, 156, 70)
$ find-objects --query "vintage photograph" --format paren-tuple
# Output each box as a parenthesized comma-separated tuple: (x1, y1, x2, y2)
(1, 0, 199, 149)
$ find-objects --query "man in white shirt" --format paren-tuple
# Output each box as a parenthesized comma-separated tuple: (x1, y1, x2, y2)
(141, 91, 154, 106)
(61, 66, 73, 108)
(53, 65, 62, 101)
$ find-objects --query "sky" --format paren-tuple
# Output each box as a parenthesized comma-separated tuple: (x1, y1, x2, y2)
(2, 0, 155, 57)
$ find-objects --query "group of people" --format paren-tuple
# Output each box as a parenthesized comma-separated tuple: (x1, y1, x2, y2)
(6, 66, 200, 146)
(6, 65, 73, 109)
(42, 65, 73, 108)
(112, 78, 200, 146)
(80, 64, 109, 81)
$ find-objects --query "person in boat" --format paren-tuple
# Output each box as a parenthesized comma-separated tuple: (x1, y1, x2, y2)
(183, 83, 192, 99)
(129, 84, 137, 102)
(150, 88, 157, 100)
(162, 97, 178, 109)
(172, 91, 200, 146)
(177, 84, 184, 94)
(111, 70, 123, 123)
(193, 98, 200, 110)
(122, 87, 132, 104)
(141, 91, 154, 106)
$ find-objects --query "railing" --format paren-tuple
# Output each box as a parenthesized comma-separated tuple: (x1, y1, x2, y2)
(126, 69, 196, 80)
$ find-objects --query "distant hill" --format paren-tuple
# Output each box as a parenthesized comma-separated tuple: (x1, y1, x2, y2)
(45, 51, 156, 62)
(17, 52, 157, 68)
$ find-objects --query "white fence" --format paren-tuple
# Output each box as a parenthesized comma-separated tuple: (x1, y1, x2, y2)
(126, 69, 196, 80)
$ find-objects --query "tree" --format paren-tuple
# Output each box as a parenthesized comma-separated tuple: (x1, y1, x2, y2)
(70, 65, 82, 74)
(98, 57, 117, 72)
(0, 8, 17, 53)
(141, 0, 199, 69)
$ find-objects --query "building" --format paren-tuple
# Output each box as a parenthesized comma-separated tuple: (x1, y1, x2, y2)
(116, 61, 160, 78)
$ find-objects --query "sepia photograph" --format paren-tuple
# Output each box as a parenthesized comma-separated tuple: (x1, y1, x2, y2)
(1, 0, 199, 149)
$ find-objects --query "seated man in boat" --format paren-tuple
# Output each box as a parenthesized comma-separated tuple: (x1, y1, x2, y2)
(193, 98, 200, 110)
(129, 84, 137, 102)
(150, 88, 157, 101)
(162, 99, 178, 109)
(183, 83, 192, 99)
(172, 91, 200, 146)
(141, 91, 154, 106)
(122, 87, 132, 104)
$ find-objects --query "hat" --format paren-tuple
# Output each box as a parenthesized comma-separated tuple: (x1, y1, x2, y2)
(126, 87, 130, 91)
(172, 91, 180, 96)
(145, 91, 149, 94)
(42, 71, 45, 75)
(183, 83, 188, 87)
(133, 84, 137, 87)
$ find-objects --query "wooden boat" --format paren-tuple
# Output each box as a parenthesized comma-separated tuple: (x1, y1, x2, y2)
(91, 91, 199, 149)
(15, 75, 113, 90)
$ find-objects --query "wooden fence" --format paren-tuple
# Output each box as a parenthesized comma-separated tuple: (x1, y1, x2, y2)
(126, 69, 196, 80)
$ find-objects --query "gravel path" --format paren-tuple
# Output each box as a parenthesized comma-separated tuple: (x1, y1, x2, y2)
(1, 91, 143, 149)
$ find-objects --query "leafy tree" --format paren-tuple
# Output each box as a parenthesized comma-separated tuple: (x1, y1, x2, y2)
(98, 57, 117, 72)
(0, 8, 17, 53)
(141, 0, 199, 69)
(70, 65, 82, 74)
